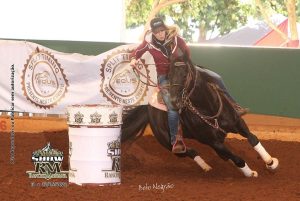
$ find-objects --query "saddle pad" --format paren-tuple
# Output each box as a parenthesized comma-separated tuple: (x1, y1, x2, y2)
(149, 87, 167, 111)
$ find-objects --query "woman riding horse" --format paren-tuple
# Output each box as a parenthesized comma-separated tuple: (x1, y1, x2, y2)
(130, 17, 247, 154)
(166, 55, 278, 176)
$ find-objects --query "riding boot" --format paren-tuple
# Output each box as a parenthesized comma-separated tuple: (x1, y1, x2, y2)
(234, 104, 249, 116)
(172, 127, 187, 154)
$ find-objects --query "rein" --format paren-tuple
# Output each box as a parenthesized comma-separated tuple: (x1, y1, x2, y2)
(175, 62, 226, 134)
(132, 65, 157, 87)
(132, 62, 182, 89)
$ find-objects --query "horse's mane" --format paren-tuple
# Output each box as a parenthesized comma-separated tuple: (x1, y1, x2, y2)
(193, 64, 218, 84)
(182, 58, 213, 86)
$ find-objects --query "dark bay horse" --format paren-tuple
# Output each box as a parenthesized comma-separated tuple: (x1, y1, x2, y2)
(168, 57, 279, 176)
(121, 58, 279, 177)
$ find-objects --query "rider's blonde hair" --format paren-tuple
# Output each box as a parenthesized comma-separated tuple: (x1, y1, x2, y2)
(164, 24, 180, 46)
(165, 24, 180, 41)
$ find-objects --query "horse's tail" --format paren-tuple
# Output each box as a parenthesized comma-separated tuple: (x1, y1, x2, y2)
(121, 105, 149, 143)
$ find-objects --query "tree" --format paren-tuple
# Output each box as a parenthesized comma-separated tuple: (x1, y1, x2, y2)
(287, 0, 298, 42)
(255, 0, 299, 46)
(163, 0, 252, 42)
(126, 0, 252, 42)
(126, 0, 187, 40)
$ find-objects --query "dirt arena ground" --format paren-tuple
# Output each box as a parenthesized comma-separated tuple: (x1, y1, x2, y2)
(0, 114, 300, 201)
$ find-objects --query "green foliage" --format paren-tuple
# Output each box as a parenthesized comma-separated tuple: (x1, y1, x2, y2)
(162, 1, 194, 41)
(181, 0, 251, 41)
(254, 0, 287, 19)
(125, 0, 153, 28)
(125, 0, 299, 42)
(255, 0, 300, 21)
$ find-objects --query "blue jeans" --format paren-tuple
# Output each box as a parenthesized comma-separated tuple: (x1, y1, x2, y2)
(158, 75, 179, 145)
(200, 68, 236, 102)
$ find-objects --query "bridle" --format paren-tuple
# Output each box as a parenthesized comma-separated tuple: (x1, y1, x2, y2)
(171, 61, 197, 98)
(170, 61, 227, 134)
(168, 61, 197, 109)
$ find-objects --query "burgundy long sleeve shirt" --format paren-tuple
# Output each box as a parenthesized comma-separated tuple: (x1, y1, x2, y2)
(130, 35, 190, 75)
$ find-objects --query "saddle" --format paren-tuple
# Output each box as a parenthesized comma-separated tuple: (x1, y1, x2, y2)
(149, 87, 168, 111)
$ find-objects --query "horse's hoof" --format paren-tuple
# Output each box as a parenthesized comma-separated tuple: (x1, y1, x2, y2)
(266, 157, 279, 170)
(243, 170, 258, 177)
(203, 165, 212, 172)
(239, 163, 258, 177)
(251, 171, 258, 177)
(244, 170, 258, 178)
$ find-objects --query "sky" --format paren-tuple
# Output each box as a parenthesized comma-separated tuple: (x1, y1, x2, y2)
(0, 0, 290, 44)
(0, 0, 125, 42)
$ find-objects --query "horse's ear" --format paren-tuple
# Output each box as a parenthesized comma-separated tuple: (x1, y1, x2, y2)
(178, 47, 190, 64)
(180, 50, 193, 67)
(183, 50, 189, 62)
(170, 47, 190, 64)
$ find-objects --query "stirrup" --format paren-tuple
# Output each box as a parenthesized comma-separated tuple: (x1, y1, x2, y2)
(234, 104, 249, 116)
(172, 138, 186, 154)
(237, 106, 249, 116)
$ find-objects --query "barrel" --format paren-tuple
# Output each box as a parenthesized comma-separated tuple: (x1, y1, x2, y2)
(66, 104, 123, 186)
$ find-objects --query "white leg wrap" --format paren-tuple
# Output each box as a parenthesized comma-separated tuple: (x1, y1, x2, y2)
(239, 163, 258, 177)
(254, 142, 272, 164)
(194, 156, 212, 172)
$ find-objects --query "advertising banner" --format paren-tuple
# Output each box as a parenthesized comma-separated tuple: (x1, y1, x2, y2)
(0, 40, 157, 114)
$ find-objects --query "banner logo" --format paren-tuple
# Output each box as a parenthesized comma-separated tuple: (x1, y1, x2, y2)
(21, 47, 69, 108)
(100, 50, 149, 105)
(26, 142, 68, 180)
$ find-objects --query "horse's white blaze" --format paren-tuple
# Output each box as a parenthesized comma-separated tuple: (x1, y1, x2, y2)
(254, 142, 273, 164)
(266, 157, 279, 170)
(239, 163, 258, 177)
(194, 156, 212, 172)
